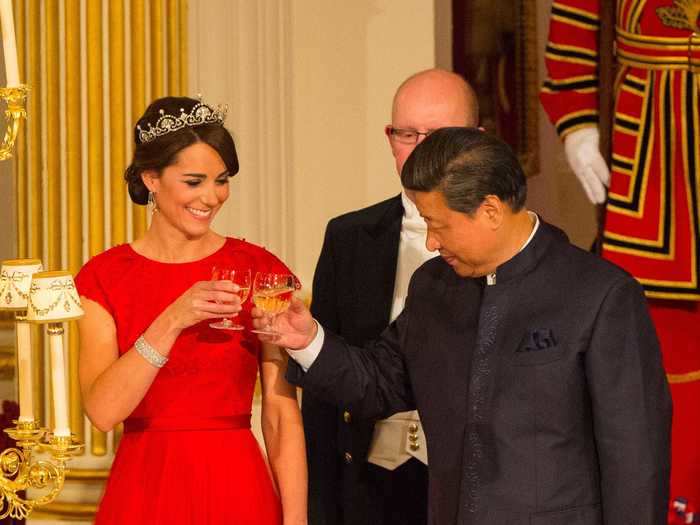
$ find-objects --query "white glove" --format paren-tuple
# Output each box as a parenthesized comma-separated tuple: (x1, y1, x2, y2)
(563, 127, 611, 204)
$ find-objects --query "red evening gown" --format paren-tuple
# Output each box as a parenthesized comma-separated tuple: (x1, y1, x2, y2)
(75, 237, 292, 525)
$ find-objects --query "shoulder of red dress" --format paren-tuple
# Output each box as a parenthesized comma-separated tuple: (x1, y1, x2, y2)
(82, 243, 139, 269)
(226, 236, 267, 254)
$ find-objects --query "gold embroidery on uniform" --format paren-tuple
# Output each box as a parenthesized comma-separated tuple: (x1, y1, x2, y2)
(621, 82, 646, 96)
(604, 241, 675, 259)
(614, 65, 628, 96)
(618, 49, 692, 66)
(608, 70, 654, 208)
(686, 71, 700, 289)
(679, 74, 698, 288)
(667, 369, 700, 384)
(694, 77, 699, 287)
(629, 0, 649, 32)
(618, 0, 637, 31)
(657, 0, 700, 31)
(639, 70, 670, 248)
(546, 42, 597, 58)
(557, 122, 598, 138)
(617, 0, 624, 28)
(606, 1, 700, 297)
(551, 2, 599, 21)
(628, 72, 647, 85)
(554, 109, 598, 137)
(611, 153, 636, 176)
(614, 112, 642, 135)
(545, 42, 597, 67)
(617, 25, 694, 46)
(615, 126, 640, 136)
(606, 73, 688, 270)
(543, 74, 598, 86)
(551, 15, 598, 31)
(647, 289, 700, 299)
(607, 72, 672, 257)
(666, 70, 678, 264)
(544, 54, 599, 68)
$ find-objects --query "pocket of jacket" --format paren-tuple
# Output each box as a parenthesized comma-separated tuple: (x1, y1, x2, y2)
(510, 344, 565, 367)
(530, 502, 601, 524)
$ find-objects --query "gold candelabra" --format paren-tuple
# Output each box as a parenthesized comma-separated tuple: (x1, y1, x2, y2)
(0, 263, 85, 518)
(0, 421, 83, 519)
(0, 84, 26, 161)
(0, 0, 81, 517)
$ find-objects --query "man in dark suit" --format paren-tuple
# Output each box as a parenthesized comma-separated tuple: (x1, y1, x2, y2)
(254, 128, 672, 524)
(303, 69, 479, 525)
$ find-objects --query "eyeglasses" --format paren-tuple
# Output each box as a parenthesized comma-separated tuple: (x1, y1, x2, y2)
(387, 127, 434, 145)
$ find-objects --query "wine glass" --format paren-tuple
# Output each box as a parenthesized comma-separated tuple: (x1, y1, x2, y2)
(250, 272, 296, 335)
(210, 266, 251, 330)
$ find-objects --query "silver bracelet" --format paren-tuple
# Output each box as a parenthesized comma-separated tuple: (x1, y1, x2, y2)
(134, 335, 168, 368)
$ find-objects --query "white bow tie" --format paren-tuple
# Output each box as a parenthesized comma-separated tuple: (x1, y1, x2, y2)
(401, 192, 427, 235)
(402, 216, 427, 239)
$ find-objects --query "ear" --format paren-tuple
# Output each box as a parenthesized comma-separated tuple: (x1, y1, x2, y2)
(479, 195, 505, 229)
(384, 125, 393, 140)
(385, 125, 400, 159)
(140, 170, 159, 193)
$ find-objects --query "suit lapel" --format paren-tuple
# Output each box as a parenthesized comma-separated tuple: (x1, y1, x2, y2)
(356, 195, 403, 330)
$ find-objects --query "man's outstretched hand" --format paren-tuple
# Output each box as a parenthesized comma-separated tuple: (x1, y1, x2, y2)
(251, 296, 318, 349)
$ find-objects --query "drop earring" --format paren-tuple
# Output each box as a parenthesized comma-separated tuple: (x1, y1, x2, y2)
(147, 191, 158, 213)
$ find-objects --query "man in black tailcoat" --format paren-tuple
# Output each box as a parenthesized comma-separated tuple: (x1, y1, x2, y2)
(303, 69, 478, 525)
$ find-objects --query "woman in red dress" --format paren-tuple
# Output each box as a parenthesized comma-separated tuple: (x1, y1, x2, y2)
(75, 96, 307, 524)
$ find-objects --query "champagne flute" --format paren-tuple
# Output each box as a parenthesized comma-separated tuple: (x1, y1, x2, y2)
(210, 266, 251, 330)
(250, 272, 296, 335)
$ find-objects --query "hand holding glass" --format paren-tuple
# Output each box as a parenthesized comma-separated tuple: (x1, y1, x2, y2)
(251, 272, 296, 335)
(210, 267, 251, 331)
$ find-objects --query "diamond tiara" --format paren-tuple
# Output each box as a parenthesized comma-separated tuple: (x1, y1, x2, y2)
(136, 97, 227, 144)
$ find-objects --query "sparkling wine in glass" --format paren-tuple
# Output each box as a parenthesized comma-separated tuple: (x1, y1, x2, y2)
(250, 272, 296, 335)
(210, 266, 251, 331)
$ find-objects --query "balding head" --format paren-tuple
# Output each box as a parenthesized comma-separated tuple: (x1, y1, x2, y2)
(386, 69, 479, 177)
(392, 69, 479, 125)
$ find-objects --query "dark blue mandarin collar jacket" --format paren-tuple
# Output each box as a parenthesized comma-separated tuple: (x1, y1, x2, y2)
(288, 220, 672, 525)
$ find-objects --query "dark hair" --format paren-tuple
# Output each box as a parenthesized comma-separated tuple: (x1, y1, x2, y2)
(401, 127, 527, 214)
(125, 96, 239, 205)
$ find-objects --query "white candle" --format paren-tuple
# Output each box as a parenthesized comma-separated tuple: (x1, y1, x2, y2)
(15, 319, 33, 422)
(48, 329, 70, 437)
(0, 0, 19, 87)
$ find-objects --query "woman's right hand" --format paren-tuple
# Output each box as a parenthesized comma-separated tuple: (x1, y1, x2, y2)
(163, 280, 241, 332)
(79, 279, 242, 432)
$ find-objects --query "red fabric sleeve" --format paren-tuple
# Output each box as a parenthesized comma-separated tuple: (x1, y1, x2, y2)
(540, 0, 601, 139)
(74, 256, 115, 317)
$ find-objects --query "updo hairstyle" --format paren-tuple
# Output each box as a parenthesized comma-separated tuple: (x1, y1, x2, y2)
(124, 96, 239, 205)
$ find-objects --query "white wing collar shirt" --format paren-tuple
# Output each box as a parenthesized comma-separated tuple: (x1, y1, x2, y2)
(366, 191, 436, 469)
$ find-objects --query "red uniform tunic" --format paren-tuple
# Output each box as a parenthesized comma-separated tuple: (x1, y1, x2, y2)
(541, 0, 700, 518)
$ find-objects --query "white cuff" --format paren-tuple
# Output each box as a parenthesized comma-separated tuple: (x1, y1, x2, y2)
(285, 321, 324, 372)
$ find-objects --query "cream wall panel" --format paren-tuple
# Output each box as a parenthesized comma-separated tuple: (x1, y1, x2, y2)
(189, 0, 440, 447)
(434, 0, 453, 70)
(289, 1, 437, 286)
(189, 1, 293, 264)
(190, 0, 439, 290)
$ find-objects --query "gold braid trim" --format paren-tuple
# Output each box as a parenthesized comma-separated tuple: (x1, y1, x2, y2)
(667, 369, 700, 384)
